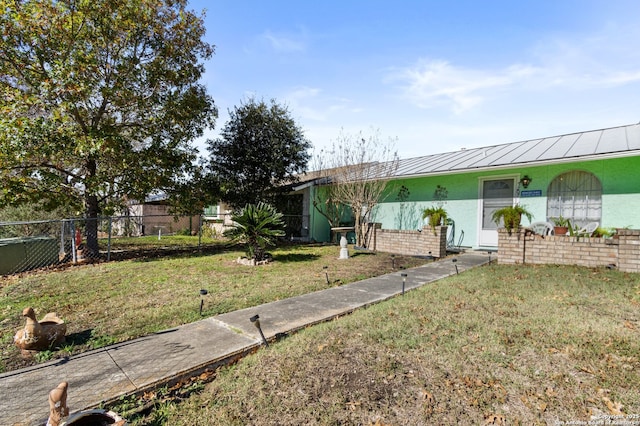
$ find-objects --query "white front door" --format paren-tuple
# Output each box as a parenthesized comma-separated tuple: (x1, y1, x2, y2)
(478, 177, 516, 247)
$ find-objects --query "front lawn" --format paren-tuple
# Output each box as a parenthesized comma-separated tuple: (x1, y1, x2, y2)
(0, 243, 423, 373)
(145, 264, 640, 425)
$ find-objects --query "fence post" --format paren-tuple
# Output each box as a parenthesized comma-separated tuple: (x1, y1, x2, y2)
(70, 220, 77, 264)
(107, 216, 112, 261)
(198, 214, 203, 251)
(59, 220, 66, 260)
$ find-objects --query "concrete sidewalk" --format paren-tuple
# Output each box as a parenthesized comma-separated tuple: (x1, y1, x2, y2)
(1, 251, 491, 426)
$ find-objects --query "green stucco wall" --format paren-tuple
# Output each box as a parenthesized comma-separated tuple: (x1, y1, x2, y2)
(309, 155, 640, 247)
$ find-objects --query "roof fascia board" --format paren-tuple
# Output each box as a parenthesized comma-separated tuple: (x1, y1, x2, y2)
(395, 150, 640, 180)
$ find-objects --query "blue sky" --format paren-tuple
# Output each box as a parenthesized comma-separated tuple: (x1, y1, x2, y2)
(191, 0, 640, 160)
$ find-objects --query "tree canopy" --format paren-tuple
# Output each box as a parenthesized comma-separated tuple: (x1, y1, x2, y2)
(313, 129, 399, 247)
(0, 0, 216, 251)
(207, 98, 311, 209)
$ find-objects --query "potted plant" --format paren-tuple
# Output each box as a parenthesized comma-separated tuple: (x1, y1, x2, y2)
(422, 206, 448, 234)
(551, 216, 571, 235)
(491, 204, 533, 235)
(593, 227, 615, 238)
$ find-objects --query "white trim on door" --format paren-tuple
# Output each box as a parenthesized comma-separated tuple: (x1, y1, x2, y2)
(477, 174, 519, 247)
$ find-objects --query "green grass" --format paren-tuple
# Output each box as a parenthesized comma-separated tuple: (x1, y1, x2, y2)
(0, 243, 423, 373)
(139, 263, 640, 425)
(101, 234, 214, 250)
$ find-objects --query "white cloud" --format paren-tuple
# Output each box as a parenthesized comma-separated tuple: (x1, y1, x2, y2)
(282, 86, 361, 123)
(391, 24, 640, 114)
(391, 60, 539, 113)
(261, 30, 306, 53)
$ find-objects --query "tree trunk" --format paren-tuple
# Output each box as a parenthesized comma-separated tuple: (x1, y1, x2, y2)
(85, 194, 100, 256)
(84, 158, 100, 256)
(354, 211, 362, 247)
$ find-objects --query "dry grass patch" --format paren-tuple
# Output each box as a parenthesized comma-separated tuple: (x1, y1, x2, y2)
(155, 264, 640, 425)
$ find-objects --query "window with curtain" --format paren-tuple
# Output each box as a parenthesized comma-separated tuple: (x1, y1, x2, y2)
(546, 170, 602, 228)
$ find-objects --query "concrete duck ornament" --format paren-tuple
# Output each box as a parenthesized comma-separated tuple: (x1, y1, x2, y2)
(46, 382, 127, 426)
(13, 307, 66, 354)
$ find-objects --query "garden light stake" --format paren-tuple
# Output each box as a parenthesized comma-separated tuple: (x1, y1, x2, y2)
(250, 314, 269, 347)
(199, 289, 208, 316)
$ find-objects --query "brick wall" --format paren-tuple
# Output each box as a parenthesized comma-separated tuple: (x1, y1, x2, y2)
(497, 228, 640, 273)
(369, 224, 447, 258)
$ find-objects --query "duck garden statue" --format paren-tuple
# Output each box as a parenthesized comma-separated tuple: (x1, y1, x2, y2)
(14, 307, 66, 354)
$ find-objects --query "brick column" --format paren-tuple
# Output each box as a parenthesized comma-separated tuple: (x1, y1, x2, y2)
(428, 225, 448, 258)
(618, 229, 640, 273)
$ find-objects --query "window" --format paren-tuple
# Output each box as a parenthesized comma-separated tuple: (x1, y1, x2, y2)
(547, 171, 601, 228)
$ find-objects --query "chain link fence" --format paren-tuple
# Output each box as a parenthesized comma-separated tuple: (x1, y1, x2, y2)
(0, 213, 309, 276)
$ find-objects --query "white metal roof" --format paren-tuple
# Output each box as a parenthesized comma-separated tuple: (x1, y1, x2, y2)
(393, 123, 640, 178)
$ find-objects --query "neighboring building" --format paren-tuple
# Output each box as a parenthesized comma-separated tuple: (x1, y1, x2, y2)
(307, 123, 640, 249)
(113, 193, 200, 236)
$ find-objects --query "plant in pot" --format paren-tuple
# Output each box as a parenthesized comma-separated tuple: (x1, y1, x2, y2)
(550, 216, 571, 235)
(491, 204, 533, 235)
(422, 206, 448, 235)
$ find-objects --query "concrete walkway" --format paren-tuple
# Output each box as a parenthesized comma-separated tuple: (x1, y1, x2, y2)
(1, 251, 491, 426)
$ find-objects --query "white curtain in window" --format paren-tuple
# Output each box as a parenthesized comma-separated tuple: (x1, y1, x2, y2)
(547, 171, 602, 228)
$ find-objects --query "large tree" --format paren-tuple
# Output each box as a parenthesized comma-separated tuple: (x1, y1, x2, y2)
(208, 98, 311, 209)
(0, 0, 217, 253)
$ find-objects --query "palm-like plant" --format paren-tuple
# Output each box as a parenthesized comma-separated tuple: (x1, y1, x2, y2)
(491, 204, 533, 235)
(422, 206, 448, 234)
(224, 203, 286, 261)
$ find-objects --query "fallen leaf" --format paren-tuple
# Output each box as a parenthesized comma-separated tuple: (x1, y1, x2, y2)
(142, 391, 156, 400)
(484, 414, 506, 424)
(603, 396, 624, 415)
(422, 390, 435, 405)
(579, 366, 596, 375)
(346, 401, 361, 411)
(624, 321, 635, 330)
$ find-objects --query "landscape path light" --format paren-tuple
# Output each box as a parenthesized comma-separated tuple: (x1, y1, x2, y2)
(199, 289, 208, 316)
(250, 314, 269, 347)
(391, 254, 396, 269)
(323, 266, 330, 284)
(401, 273, 407, 295)
(453, 258, 459, 275)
